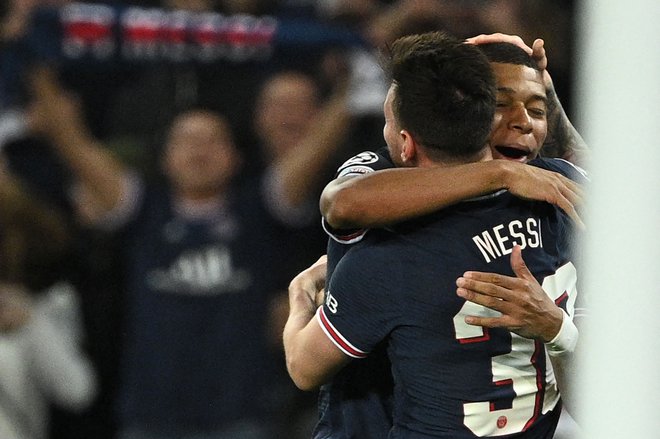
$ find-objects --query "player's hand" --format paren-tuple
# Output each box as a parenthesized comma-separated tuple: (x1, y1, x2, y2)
(465, 32, 532, 55)
(288, 255, 328, 312)
(530, 38, 547, 71)
(466, 33, 555, 92)
(455, 245, 563, 342)
(466, 33, 547, 73)
(501, 161, 585, 230)
(530, 38, 556, 93)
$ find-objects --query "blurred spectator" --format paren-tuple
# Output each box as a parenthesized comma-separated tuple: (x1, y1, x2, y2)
(1, 94, 122, 439)
(98, 0, 279, 165)
(26, 62, 359, 438)
(307, 0, 577, 116)
(1, 0, 74, 106)
(29, 68, 272, 439)
(251, 69, 351, 193)
(249, 68, 358, 436)
(1, 0, 38, 43)
(0, 156, 97, 439)
(0, 155, 71, 305)
(247, 62, 386, 273)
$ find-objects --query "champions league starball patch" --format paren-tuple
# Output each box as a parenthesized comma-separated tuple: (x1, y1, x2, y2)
(336, 151, 381, 177)
(338, 151, 380, 168)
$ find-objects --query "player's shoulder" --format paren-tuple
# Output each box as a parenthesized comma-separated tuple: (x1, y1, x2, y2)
(335, 147, 394, 178)
(529, 157, 589, 184)
(336, 229, 392, 263)
(330, 231, 402, 300)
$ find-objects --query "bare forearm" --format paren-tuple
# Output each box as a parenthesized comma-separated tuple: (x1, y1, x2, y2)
(282, 298, 325, 391)
(283, 255, 344, 390)
(283, 257, 324, 389)
(321, 161, 510, 229)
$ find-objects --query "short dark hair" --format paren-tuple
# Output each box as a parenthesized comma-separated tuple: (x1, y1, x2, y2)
(385, 31, 496, 160)
(478, 42, 538, 70)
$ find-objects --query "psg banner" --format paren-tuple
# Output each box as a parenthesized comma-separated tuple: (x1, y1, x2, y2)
(1, 3, 365, 106)
(13, 2, 365, 67)
(56, 3, 279, 63)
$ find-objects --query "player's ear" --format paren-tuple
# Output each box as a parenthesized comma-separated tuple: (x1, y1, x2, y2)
(399, 129, 417, 165)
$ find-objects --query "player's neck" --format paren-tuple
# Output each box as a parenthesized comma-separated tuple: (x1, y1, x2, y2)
(419, 146, 492, 168)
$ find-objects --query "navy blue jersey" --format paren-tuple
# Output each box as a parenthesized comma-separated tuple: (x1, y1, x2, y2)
(116, 178, 281, 430)
(323, 147, 395, 275)
(323, 148, 395, 243)
(320, 158, 584, 438)
(315, 147, 396, 439)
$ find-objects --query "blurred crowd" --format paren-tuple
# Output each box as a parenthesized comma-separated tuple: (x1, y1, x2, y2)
(0, 1, 577, 438)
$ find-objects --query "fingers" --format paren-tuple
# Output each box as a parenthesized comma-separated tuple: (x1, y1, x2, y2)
(463, 314, 512, 329)
(457, 274, 517, 300)
(548, 175, 586, 230)
(457, 246, 535, 304)
(456, 283, 510, 315)
(554, 192, 586, 230)
(467, 35, 548, 71)
(531, 38, 548, 70)
(556, 197, 585, 230)
(459, 261, 528, 290)
(557, 173, 584, 199)
(525, 168, 584, 230)
(465, 33, 532, 55)
(509, 245, 533, 281)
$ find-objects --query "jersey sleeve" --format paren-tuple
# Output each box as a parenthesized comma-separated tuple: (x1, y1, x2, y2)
(317, 243, 400, 358)
(323, 148, 394, 244)
(334, 149, 394, 177)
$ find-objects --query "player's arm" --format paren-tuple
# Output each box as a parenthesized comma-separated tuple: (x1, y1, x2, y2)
(321, 160, 584, 229)
(283, 255, 350, 390)
(455, 245, 579, 413)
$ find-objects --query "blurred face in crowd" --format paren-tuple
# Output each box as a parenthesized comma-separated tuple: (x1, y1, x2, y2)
(254, 72, 320, 161)
(163, 111, 240, 200)
(488, 62, 547, 163)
